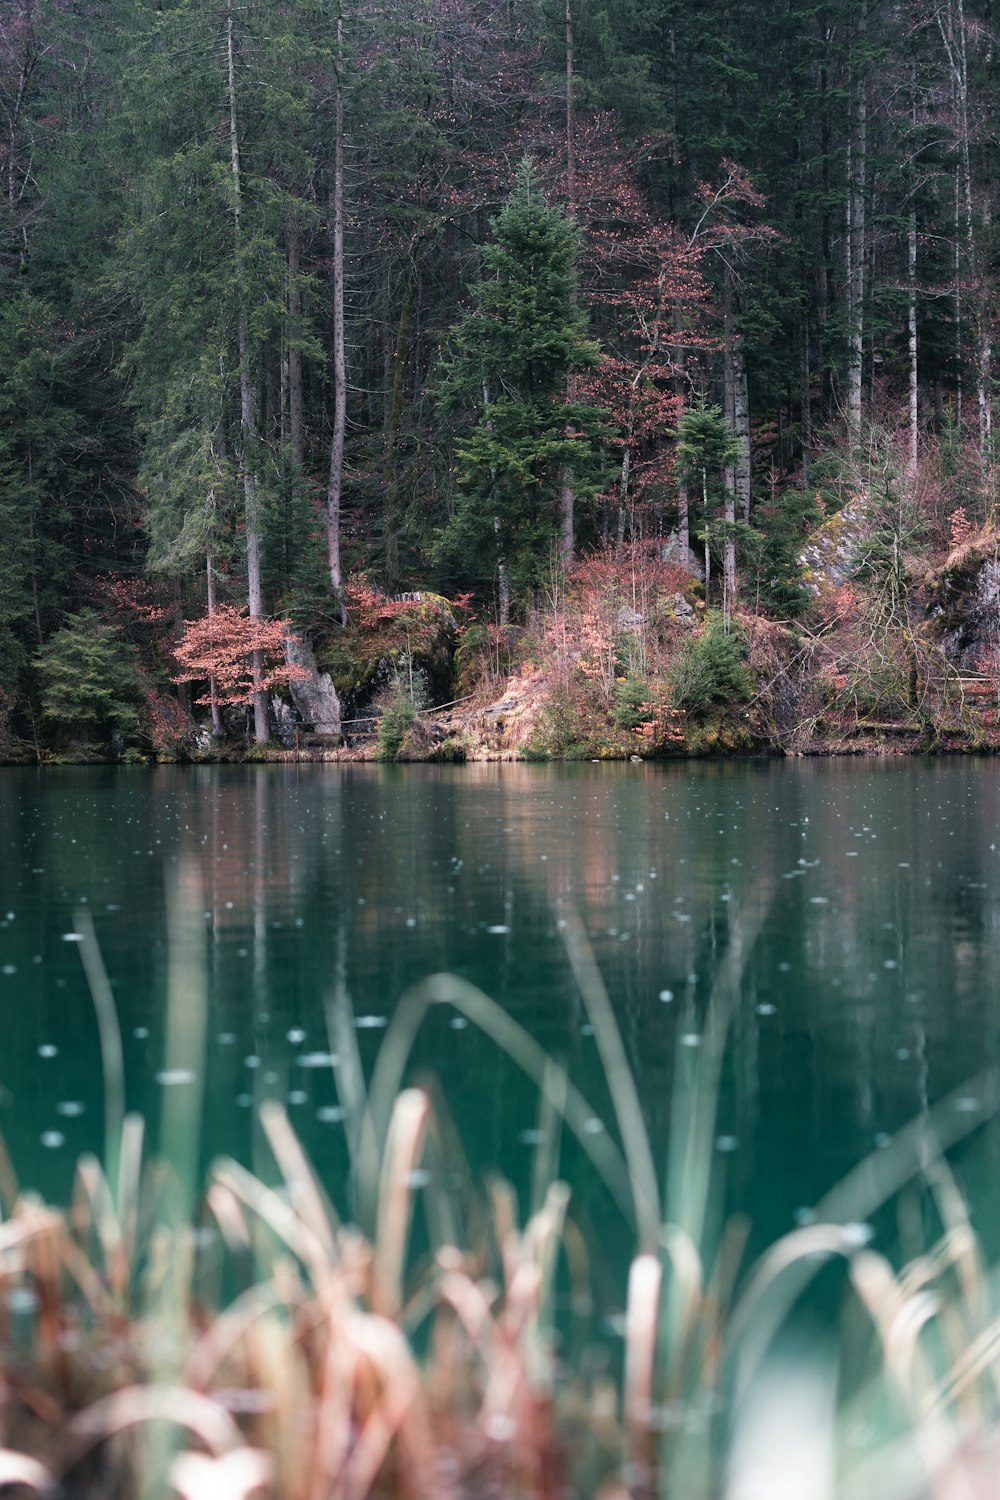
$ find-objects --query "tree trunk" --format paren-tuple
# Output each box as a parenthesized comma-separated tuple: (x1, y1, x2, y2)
(384, 265, 416, 594)
(206, 530, 224, 739)
(482, 377, 510, 627)
(326, 10, 347, 620)
(721, 271, 738, 620)
(846, 16, 866, 453)
(702, 467, 711, 606)
(227, 0, 267, 744)
(673, 303, 689, 555)
(173, 579, 190, 715)
(908, 206, 919, 476)
(557, 0, 577, 571)
(287, 222, 304, 470)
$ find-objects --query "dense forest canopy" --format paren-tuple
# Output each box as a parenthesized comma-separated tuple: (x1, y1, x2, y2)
(3, 0, 999, 756)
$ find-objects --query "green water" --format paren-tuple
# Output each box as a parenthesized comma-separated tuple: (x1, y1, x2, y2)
(3, 759, 1000, 1262)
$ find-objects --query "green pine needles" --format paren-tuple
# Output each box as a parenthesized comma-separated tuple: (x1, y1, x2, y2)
(436, 161, 603, 607)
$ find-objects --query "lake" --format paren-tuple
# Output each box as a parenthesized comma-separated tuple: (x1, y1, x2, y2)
(3, 758, 1000, 1273)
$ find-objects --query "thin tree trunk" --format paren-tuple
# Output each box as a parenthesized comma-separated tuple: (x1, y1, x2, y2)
(482, 377, 510, 627)
(616, 437, 632, 552)
(384, 264, 416, 594)
(326, 9, 347, 619)
(846, 15, 866, 452)
(721, 271, 738, 622)
(800, 317, 812, 486)
(227, 0, 267, 744)
(673, 302, 689, 555)
(173, 580, 190, 715)
(702, 467, 711, 605)
(733, 347, 751, 522)
(558, 0, 577, 570)
(908, 206, 919, 476)
(206, 532, 224, 739)
(287, 223, 304, 470)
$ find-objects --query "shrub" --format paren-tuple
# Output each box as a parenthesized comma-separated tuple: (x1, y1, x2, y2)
(670, 613, 753, 712)
(34, 610, 144, 750)
(375, 655, 429, 758)
(612, 675, 651, 730)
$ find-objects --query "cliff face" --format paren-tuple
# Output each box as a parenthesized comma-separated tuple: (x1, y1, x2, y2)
(926, 536, 1000, 673)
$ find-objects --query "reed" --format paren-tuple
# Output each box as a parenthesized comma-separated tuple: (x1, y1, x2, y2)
(0, 890, 999, 1498)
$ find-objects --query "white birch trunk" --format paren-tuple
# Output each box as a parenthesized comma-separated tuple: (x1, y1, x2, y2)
(846, 39, 866, 452)
(326, 10, 347, 617)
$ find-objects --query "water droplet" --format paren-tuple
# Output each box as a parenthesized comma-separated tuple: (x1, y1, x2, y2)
(288, 1090, 307, 1105)
(133, 1027, 149, 1040)
(287, 1028, 306, 1045)
(40, 1131, 65, 1149)
(680, 1033, 701, 1048)
(755, 1004, 777, 1017)
(449, 1017, 468, 1030)
(715, 1135, 739, 1153)
(56, 1101, 84, 1118)
(354, 1015, 388, 1029)
(954, 1096, 982, 1113)
(487, 924, 510, 935)
(0, 965, 15, 977)
(61, 932, 84, 943)
(883, 960, 898, 970)
(156, 1069, 195, 1086)
(37, 1045, 57, 1059)
(658, 989, 674, 1003)
(405, 1168, 431, 1187)
(317, 1106, 345, 1124)
(299, 1052, 338, 1068)
(583, 1117, 604, 1134)
(518, 1129, 545, 1145)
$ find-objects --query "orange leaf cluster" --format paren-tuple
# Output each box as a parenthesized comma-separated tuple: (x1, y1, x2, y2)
(173, 606, 309, 706)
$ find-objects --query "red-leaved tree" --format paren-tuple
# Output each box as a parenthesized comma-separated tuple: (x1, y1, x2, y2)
(174, 607, 308, 707)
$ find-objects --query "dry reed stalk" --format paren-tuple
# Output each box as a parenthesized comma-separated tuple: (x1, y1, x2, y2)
(559, 908, 661, 1250)
(623, 1252, 662, 1489)
(170, 1447, 271, 1500)
(373, 1089, 430, 1318)
(0, 1449, 55, 1493)
(362, 973, 635, 1224)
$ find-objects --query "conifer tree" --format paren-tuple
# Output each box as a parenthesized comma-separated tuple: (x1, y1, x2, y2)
(437, 161, 602, 622)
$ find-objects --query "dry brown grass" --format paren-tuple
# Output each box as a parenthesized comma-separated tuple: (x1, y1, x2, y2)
(2, 890, 1000, 1497)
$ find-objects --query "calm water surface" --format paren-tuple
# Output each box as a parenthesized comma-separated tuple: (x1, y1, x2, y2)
(3, 759, 1000, 1263)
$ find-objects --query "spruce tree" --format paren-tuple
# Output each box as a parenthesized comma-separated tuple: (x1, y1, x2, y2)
(437, 161, 602, 619)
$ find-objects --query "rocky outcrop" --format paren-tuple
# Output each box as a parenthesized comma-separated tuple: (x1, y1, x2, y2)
(284, 635, 342, 737)
(660, 532, 704, 578)
(799, 494, 871, 602)
(927, 535, 1000, 671)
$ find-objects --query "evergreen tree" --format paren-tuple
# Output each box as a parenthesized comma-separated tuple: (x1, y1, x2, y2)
(675, 397, 739, 611)
(437, 161, 603, 620)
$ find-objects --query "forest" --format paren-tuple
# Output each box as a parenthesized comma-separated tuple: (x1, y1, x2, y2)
(5, 0, 1000, 761)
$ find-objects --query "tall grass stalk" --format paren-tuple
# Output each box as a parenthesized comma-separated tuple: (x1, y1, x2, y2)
(3, 890, 1000, 1497)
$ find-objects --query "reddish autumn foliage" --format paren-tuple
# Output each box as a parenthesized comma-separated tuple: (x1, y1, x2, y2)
(949, 505, 973, 549)
(173, 607, 309, 706)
